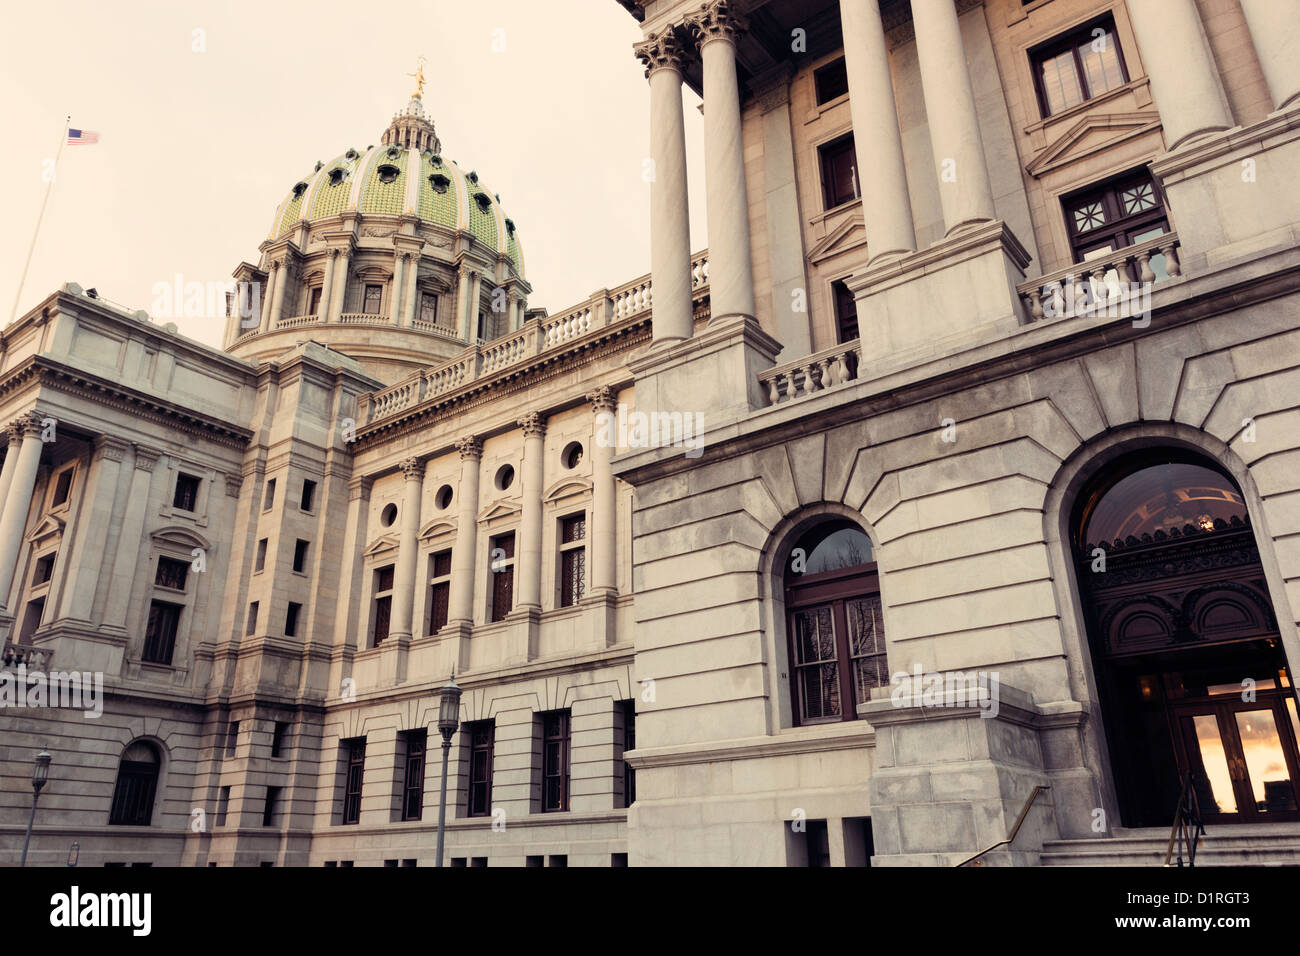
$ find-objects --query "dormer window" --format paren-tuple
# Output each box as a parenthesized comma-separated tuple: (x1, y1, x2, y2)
(467, 170, 479, 184)
(292, 181, 309, 200)
(430, 154, 443, 166)
(328, 168, 346, 187)
(386, 146, 400, 159)
(474, 193, 492, 213)
(344, 148, 359, 160)
(429, 173, 450, 194)
(504, 218, 516, 237)
(377, 164, 400, 184)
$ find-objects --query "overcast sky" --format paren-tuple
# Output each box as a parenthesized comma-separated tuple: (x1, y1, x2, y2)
(0, 0, 708, 347)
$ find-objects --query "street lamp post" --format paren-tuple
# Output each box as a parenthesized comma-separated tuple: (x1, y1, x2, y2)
(20, 746, 52, 868)
(434, 672, 462, 868)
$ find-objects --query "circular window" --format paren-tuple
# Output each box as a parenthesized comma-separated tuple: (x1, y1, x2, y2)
(435, 484, 454, 510)
(495, 464, 515, 491)
(380, 503, 398, 527)
(562, 442, 584, 470)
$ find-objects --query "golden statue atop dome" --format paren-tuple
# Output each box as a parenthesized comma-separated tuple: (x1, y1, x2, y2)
(407, 55, 427, 99)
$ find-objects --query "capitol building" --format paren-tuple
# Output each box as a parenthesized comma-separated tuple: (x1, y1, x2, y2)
(4, 0, 1300, 867)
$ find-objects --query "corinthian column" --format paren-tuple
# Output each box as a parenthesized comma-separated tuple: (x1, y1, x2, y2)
(389, 456, 423, 643)
(1238, 0, 1300, 111)
(319, 249, 336, 319)
(329, 248, 351, 320)
(841, 0, 916, 259)
(0, 425, 23, 518)
(516, 413, 547, 611)
(402, 253, 420, 325)
(1127, 0, 1232, 149)
(586, 387, 618, 595)
(688, 1, 756, 322)
(0, 414, 45, 609)
(912, 0, 995, 234)
(635, 29, 695, 344)
(102, 444, 163, 629)
(391, 252, 406, 324)
(258, 263, 276, 332)
(448, 437, 482, 625)
(269, 257, 289, 328)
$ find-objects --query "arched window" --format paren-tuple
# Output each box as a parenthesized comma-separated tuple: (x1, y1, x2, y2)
(108, 741, 161, 826)
(784, 520, 887, 725)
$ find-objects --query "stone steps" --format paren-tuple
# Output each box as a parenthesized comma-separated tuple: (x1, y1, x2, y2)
(1040, 824, 1300, 866)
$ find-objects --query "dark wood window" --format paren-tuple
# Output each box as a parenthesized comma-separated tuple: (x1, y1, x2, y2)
(108, 742, 161, 826)
(341, 738, 365, 825)
(142, 600, 182, 664)
(489, 532, 515, 623)
(785, 521, 888, 726)
(540, 710, 570, 813)
(372, 564, 394, 647)
(619, 699, 636, 808)
(51, 469, 74, 508)
(284, 601, 301, 636)
(1031, 14, 1128, 117)
(363, 284, 383, 315)
(293, 539, 309, 573)
(819, 133, 859, 210)
(155, 556, 189, 591)
(401, 729, 427, 821)
(263, 478, 276, 510)
(427, 549, 452, 634)
(308, 286, 322, 316)
(262, 786, 281, 827)
(420, 292, 438, 324)
(814, 56, 848, 105)
(467, 721, 495, 817)
(173, 472, 200, 511)
(300, 479, 317, 512)
(1063, 168, 1170, 270)
(559, 513, 586, 608)
(271, 722, 290, 758)
(832, 279, 858, 344)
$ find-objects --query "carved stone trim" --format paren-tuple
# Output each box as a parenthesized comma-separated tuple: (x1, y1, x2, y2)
(634, 29, 690, 78)
(93, 434, 130, 462)
(517, 412, 547, 438)
(686, 0, 747, 47)
(133, 443, 164, 472)
(586, 385, 618, 414)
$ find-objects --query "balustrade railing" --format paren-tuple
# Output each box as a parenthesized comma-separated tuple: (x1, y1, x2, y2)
(1, 642, 53, 671)
(758, 339, 860, 407)
(275, 313, 321, 329)
(1019, 232, 1182, 323)
(339, 312, 393, 326)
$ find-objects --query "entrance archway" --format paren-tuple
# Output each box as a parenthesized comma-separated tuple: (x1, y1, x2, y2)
(1073, 449, 1300, 826)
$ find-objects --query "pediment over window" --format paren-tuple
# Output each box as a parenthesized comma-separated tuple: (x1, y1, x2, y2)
(1025, 111, 1161, 179)
(364, 534, 399, 556)
(150, 525, 211, 552)
(26, 514, 65, 545)
(477, 500, 521, 524)
(807, 216, 867, 265)
(418, 518, 457, 541)
(543, 477, 591, 504)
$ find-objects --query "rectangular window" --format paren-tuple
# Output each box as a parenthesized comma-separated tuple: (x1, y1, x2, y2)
(341, 738, 365, 825)
(284, 601, 301, 637)
(173, 472, 201, 512)
(363, 284, 383, 315)
(51, 469, 74, 508)
(246, 601, 259, 635)
(401, 729, 427, 821)
(525, 855, 544, 868)
(540, 710, 570, 813)
(300, 479, 317, 512)
(155, 556, 189, 591)
(226, 720, 240, 758)
(293, 539, 309, 573)
(1063, 168, 1170, 269)
(18, 597, 45, 643)
(618, 699, 636, 809)
(402, 859, 417, 867)
(32, 553, 55, 586)
(466, 721, 495, 817)
(819, 133, 859, 210)
(1031, 14, 1128, 117)
(142, 600, 182, 664)
(420, 292, 438, 324)
(308, 286, 322, 316)
(548, 855, 568, 868)
(427, 549, 452, 635)
(559, 513, 586, 608)
(489, 532, 515, 622)
(611, 853, 629, 867)
(470, 857, 488, 868)
(372, 564, 394, 647)
(787, 819, 831, 867)
(271, 722, 290, 758)
(262, 786, 281, 827)
(263, 478, 276, 511)
(254, 538, 267, 572)
(216, 785, 230, 826)
(813, 56, 848, 105)
(832, 279, 859, 344)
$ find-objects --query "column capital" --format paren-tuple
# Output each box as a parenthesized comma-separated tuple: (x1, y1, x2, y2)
(586, 385, 618, 414)
(454, 436, 483, 461)
(92, 434, 130, 462)
(400, 456, 423, 480)
(517, 412, 547, 438)
(3, 421, 24, 446)
(634, 28, 691, 78)
(13, 411, 45, 439)
(133, 443, 164, 472)
(686, 0, 748, 47)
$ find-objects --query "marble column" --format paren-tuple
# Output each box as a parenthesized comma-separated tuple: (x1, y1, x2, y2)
(102, 444, 162, 629)
(1239, 0, 1300, 111)
(319, 249, 336, 320)
(516, 413, 546, 611)
(456, 267, 472, 341)
(389, 457, 423, 643)
(912, 0, 996, 234)
(0, 425, 22, 519)
(840, 0, 916, 259)
(447, 437, 482, 625)
(403, 253, 420, 325)
(391, 252, 406, 324)
(258, 264, 277, 332)
(587, 387, 618, 595)
(467, 272, 483, 340)
(0, 414, 45, 610)
(329, 250, 350, 320)
(1127, 0, 1232, 149)
(57, 435, 128, 622)
(689, 1, 756, 322)
(635, 29, 695, 344)
(268, 257, 289, 328)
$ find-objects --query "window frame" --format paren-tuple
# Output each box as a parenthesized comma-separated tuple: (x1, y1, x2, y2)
(400, 729, 427, 822)
(558, 512, 587, 608)
(466, 720, 495, 818)
(1062, 167, 1169, 268)
(818, 132, 860, 211)
(426, 548, 452, 635)
(539, 710, 571, 813)
(371, 564, 395, 647)
(108, 745, 161, 827)
(341, 737, 365, 825)
(142, 599, 183, 665)
(488, 531, 516, 623)
(1029, 13, 1129, 119)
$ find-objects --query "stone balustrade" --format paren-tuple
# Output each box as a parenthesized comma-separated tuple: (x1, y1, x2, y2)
(338, 312, 393, 326)
(758, 339, 860, 407)
(275, 313, 321, 329)
(1, 642, 54, 671)
(1019, 232, 1182, 323)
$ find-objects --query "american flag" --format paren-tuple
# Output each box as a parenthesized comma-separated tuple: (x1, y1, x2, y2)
(67, 128, 99, 145)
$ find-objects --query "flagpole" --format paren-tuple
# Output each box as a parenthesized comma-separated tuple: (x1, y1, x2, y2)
(8, 115, 71, 328)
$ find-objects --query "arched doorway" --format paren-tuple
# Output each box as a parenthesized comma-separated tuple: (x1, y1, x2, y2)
(1073, 450, 1300, 826)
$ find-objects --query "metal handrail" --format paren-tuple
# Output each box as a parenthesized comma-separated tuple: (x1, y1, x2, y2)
(957, 785, 1051, 866)
(1164, 774, 1206, 867)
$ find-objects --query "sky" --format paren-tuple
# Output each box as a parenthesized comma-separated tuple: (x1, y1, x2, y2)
(0, 0, 708, 347)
